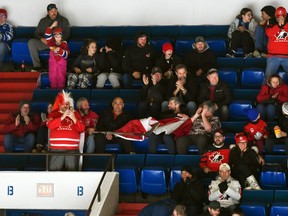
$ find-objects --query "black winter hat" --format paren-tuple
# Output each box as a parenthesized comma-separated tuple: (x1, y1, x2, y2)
(181, 165, 194, 176)
(261, 5, 276, 18)
(106, 38, 122, 52)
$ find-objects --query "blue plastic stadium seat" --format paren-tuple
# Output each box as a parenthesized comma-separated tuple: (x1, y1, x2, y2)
(232, 89, 260, 101)
(243, 58, 266, 69)
(105, 143, 122, 153)
(38, 49, 50, 63)
(218, 69, 238, 89)
(217, 57, 243, 70)
(150, 38, 173, 55)
(174, 155, 201, 167)
(116, 168, 139, 194)
(145, 154, 174, 169)
(170, 169, 181, 191)
(241, 68, 265, 89)
(174, 38, 194, 57)
(11, 38, 33, 65)
(270, 203, 288, 216)
(206, 39, 227, 57)
(38, 72, 51, 89)
(118, 89, 140, 116)
(68, 39, 84, 57)
(241, 190, 274, 206)
(188, 145, 199, 154)
(229, 100, 253, 121)
(240, 204, 267, 216)
(260, 171, 287, 189)
(32, 88, 59, 101)
(89, 89, 119, 113)
(30, 101, 49, 114)
(140, 168, 167, 195)
(277, 70, 288, 84)
(115, 154, 145, 169)
(264, 155, 288, 168)
(274, 190, 288, 203)
(156, 144, 168, 153)
(133, 138, 149, 154)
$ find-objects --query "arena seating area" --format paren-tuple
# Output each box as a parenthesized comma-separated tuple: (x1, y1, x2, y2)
(2, 25, 288, 216)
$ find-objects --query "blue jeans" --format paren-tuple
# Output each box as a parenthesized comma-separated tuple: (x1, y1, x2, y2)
(122, 73, 133, 88)
(0, 42, 10, 67)
(255, 25, 268, 51)
(4, 133, 35, 152)
(265, 57, 288, 78)
(256, 103, 276, 121)
(85, 134, 95, 153)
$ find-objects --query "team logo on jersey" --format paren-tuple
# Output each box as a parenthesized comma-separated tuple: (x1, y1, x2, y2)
(275, 29, 288, 41)
(209, 152, 224, 163)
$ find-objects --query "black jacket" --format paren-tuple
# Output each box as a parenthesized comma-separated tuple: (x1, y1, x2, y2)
(97, 110, 131, 131)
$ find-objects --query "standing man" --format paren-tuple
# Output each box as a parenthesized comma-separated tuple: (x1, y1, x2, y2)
(47, 90, 85, 171)
(0, 8, 13, 71)
(4, 100, 40, 152)
(76, 97, 99, 153)
(95, 97, 135, 154)
(122, 32, 156, 88)
(28, 3, 70, 72)
(265, 6, 288, 78)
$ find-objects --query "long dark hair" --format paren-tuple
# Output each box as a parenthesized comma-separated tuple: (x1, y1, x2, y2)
(80, 38, 97, 55)
(236, 8, 252, 19)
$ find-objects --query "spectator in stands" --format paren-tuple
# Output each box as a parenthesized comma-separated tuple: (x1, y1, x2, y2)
(45, 26, 69, 89)
(97, 38, 123, 88)
(244, 108, 269, 154)
(198, 129, 230, 179)
(138, 66, 166, 118)
(67, 39, 99, 89)
(184, 36, 217, 84)
(36, 102, 53, 150)
(253, 6, 276, 58)
(229, 133, 262, 190)
(198, 201, 221, 216)
(176, 101, 221, 155)
(3, 100, 40, 152)
(139, 165, 203, 216)
(208, 163, 241, 216)
(172, 204, 187, 216)
(231, 208, 245, 216)
(227, 8, 257, 58)
(0, 9, 13, 71)
(164, 64, 198, 116)
(122, 32, 156, 88)
(265, 6, 288, 78)
(198, 68, 232, 121)
(256, 74, 288, 121)
(155, 42, 182, 85)
(265, 102, 288, 155)
(28, 3, 70, 72)
(94, 97, 135, 153)
(76, 97, 99, 153)
(148, 97, 189, 154)
(47, 90, 85, 171)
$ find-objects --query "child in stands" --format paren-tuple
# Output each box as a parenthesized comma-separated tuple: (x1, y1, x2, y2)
(45, 23, 69, 89)
(67, 39, 99, 89)
(244, 108, 269, 154)
(227, 8, 258, 58)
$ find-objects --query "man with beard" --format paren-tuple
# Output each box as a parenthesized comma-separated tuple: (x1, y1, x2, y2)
(28, 3, 70, 72)
(76, 97, 99, 153)
(198, 129, 230, 179)
(122, 32, 156, 88)
(47, 90, 85, 171)
(165, 64, 198, 116)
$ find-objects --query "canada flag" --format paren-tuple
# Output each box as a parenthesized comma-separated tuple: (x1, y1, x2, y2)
(115, 116, 192, 141)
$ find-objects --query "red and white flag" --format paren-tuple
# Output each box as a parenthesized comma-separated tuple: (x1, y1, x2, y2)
(115, 117, 192, 141)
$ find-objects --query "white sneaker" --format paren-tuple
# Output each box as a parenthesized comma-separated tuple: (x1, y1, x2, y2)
(253, 50, 261, 58)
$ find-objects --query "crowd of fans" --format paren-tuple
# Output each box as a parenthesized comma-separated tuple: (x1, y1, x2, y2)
(2, 3, 288, 216)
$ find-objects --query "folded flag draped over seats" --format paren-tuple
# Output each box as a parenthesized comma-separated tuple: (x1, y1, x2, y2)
(115, 117, 192, 141)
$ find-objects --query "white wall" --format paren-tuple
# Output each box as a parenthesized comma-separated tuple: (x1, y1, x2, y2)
(2, 0, 288, 27)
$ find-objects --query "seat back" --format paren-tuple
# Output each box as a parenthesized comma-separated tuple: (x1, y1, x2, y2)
(145, 154, 174, 169)
(140, 168, 167, 195)
(229, 100, 252, 120)
(260, 171, 287, 189)
(218, 69, 238, 89)
(241, 190, 274, 206)
(270, 204, 288, 216)
(274, 190, 288, 203)
(241, 69, 265, 89)
(240, 204, 267, 216)
(170, 169, 181, 191)
(116, 168, 138, 194)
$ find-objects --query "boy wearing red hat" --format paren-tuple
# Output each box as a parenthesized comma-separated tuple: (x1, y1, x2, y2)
(155, 42, 182, 82)
(45, 23, 70, 89)
(0, 8, 13, 70)
(265, 6, 288, 78)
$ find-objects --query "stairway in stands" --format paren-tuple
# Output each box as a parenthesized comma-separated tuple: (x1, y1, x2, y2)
(0, 72, 39, 152)
(115, 203, 147, 216)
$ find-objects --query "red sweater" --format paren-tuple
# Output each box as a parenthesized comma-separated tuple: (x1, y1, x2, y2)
(199, 148, 230, 172)
(47, 110, 85, 150)
(244, 119, 269, 142)
(256, 83, 288, 104)
(266, 23, 288, 57)
(3, 113, 40, 137)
